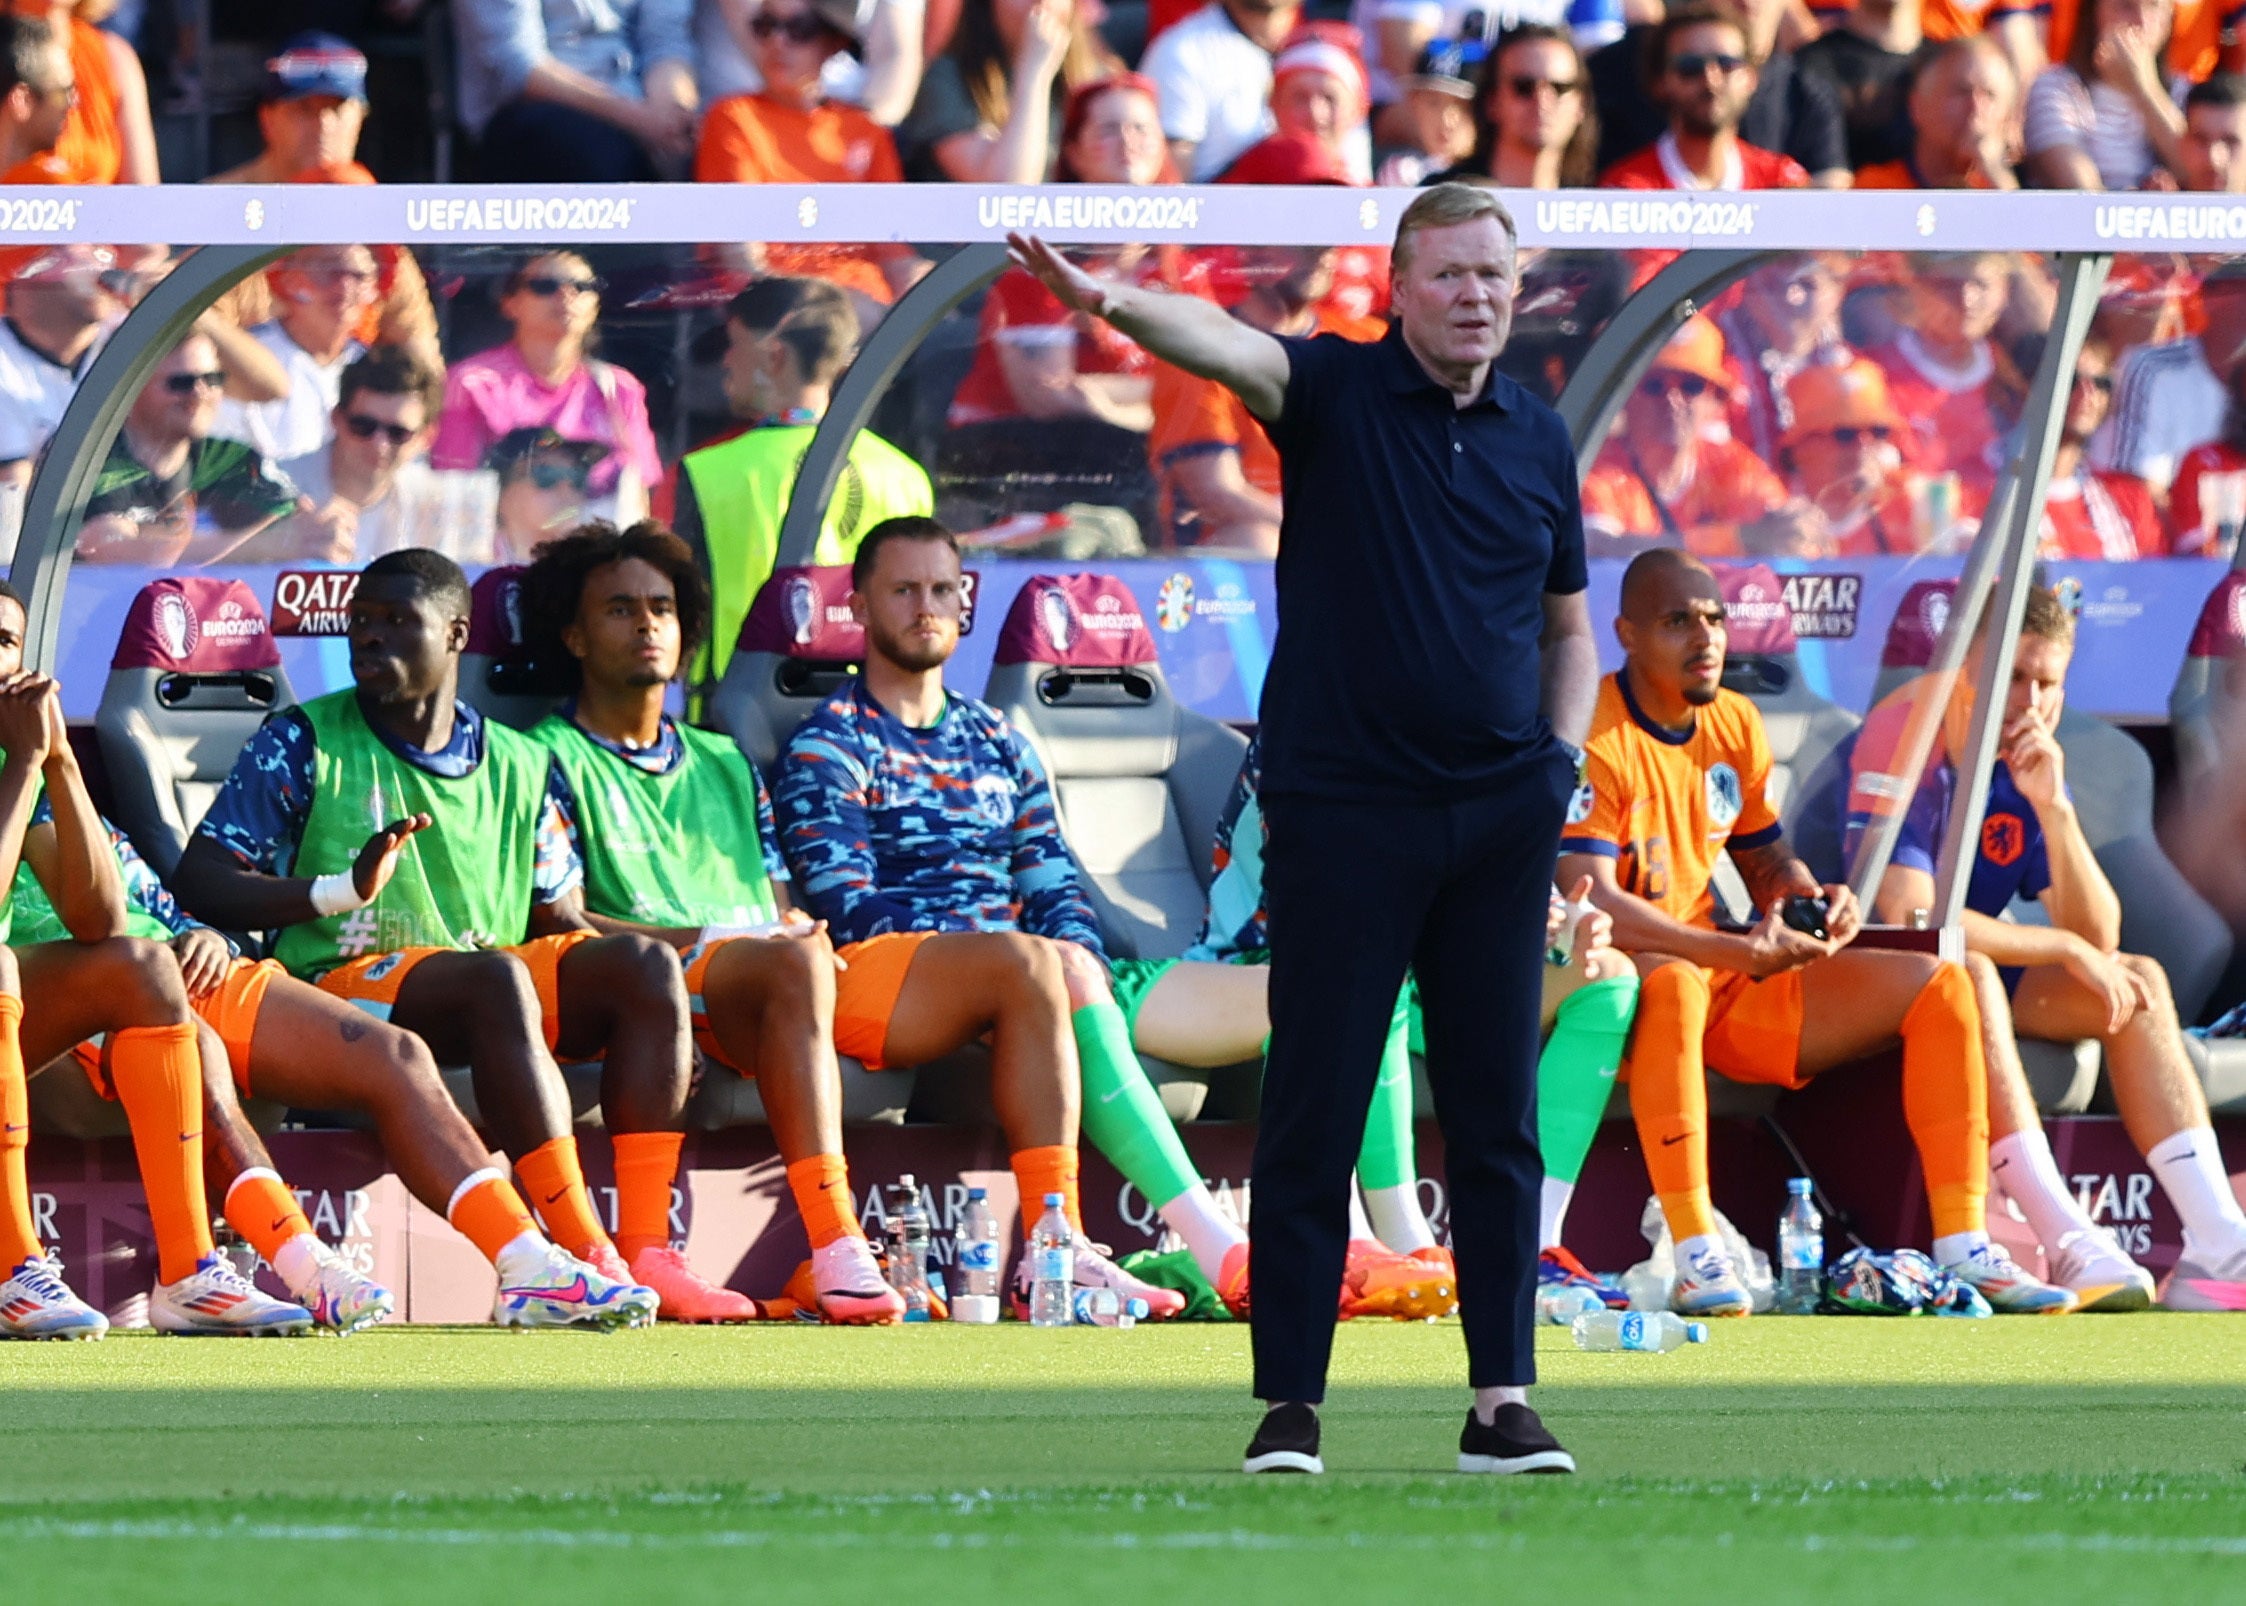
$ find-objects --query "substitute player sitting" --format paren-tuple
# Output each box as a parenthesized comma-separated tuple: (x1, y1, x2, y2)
(776, 517, 1255, 1319)
(516, 521, 905, 1324)
(1557, 549, 2072, 1317)
(171, 549, 709, 1323)
(1850, 585, 2246, 1312)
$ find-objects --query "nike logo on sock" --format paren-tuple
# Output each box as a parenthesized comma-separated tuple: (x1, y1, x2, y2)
(270, 1217, 294, 1233)
(1661, 1133, 1692, 1146)
(544, 1188, 570, 1206)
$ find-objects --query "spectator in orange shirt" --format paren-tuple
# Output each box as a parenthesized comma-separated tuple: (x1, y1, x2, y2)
(1867, 252, 2017, 509)
(1854, 35, 2020, 190)
(1581, 315, 1792, 557)
(2036, 336, 2167, 559)
(697, 0, 928, 316)
(1598, 3, 1811, 190)
(1146, 134, 1381, 552)
(0, 11, 73, 183)
(203, 38, 442, 378)
(26, 0, 154, 183)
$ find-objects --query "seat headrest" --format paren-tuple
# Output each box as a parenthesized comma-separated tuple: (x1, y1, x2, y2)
(466, 565, 529, 656)
(2186, 571, 2246, 660)
(1711, 561, 1796, 655)
(1881, 579, 1957, 671)
(738, 565, 864, 661)
(112, 577, 280, 672)
(993, 574, 1156, 669)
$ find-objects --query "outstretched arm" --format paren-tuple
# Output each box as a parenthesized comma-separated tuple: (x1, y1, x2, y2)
(1008, 234, 1292, 423)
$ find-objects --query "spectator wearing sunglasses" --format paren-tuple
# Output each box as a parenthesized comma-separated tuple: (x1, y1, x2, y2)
(209, 245, 376, 464)
(1580, 315, 1792, 557)
(456, 0, 700, 181)
(1436, 24, 1597, 188)
(37, 0, 157, 183)
(696, 0, 927, 313)
(262, 347, 460, 563)
(1594, 1, 1825, 189)
(1714, 253, 1856, 465)
(430, 252, 662, 524)
(489, 427, 609, 564)
(2032, 337, 2166, 559)
(74, 334, 311, 567)
(1778, 359, 1928, 555)
(1852, 35, 2020, 190)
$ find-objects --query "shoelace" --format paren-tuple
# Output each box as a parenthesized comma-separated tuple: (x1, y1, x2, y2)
(13, 1260, 73, 1300)
(1685, 1246, 1736, 1283)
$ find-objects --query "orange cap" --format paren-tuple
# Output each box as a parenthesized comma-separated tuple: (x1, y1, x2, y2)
(1647, 314, 1733, 394)
(1784, 359, 1903, 444)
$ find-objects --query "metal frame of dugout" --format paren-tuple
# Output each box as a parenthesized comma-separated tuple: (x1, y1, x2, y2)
(8, 210, 2126, 951)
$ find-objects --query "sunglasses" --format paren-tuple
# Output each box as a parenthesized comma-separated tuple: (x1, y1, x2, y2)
(2074, 371, 2115, 395)
(343, 413, 417, 446)
(750, 12, 830, 41)
(162, 370, 226, 395)
(517, 274, 603, 298)
(1671, 51, 1747, 77)
(1818, 424, 1893, 445)
(1506, 75, 1579, 97)
(1642, 372, 1712, 400)
(515, 459, 590, 490)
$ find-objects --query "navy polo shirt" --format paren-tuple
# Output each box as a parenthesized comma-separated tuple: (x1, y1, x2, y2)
(1259, 327, 1587, 801)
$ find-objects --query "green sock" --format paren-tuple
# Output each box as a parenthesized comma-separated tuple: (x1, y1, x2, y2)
(1538, 974, 1639, 1187)
(1354, 987, 1418, 1192)
(1073, 1001, 1201, 1208)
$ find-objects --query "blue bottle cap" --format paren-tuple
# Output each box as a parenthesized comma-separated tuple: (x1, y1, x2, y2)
(1685, 1322, 1710, 1343)
(1788, 1177, 1814, 1195)
(968, 1187, 987, 1199)
(1044, 1192, 1064, 1206)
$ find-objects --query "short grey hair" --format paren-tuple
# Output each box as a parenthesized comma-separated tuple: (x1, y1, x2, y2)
(1393, 183, 1519, 274)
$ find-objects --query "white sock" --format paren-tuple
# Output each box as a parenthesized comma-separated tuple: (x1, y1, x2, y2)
(1157, 1184, 1247, 1283)
(1346, 1181, 1377, 1243)
(493, 1231, 551, 1284)
(1539, 1177, 1575, 1251)
(1989, 1128, 2101, 1249)
(2147, 1126, 2246, 1258)
(1363, 1183, 1440, 1254)
(271, 1233, 326, 1297)
(1933, 1230, 1990, 1266)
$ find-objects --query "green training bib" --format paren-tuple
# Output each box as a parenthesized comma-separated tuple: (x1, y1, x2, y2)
(273, 690, 544, 981)
(532, 715, 779, 929)
(9, 859, 170, 948)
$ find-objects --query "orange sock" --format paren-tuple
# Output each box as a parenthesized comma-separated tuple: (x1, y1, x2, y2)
(109, 1022, 212, 1285)
(222, 1169, 311, 1268)
(514, 1135, 611, 1259)
(1900, 961, 1990, 1241)
(1626, 964, 1721, 1245)
(786, 1153, 864, 1250)
(1011, 1144, 1082, 1234)
(447, 1170, 540, 1266)
(0, 996, 39, 1269)
(610, 1130, 684, 1262)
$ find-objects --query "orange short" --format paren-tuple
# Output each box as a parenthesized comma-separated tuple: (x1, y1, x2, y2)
(831, 931, 937, 1071)
(314, 931, 595, 1054)
(1703, 966, 1810, 1090)
(75, 955, 284, 1100)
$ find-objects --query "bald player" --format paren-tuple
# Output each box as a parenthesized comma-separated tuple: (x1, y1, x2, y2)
(1556, 550, 2074, 1317)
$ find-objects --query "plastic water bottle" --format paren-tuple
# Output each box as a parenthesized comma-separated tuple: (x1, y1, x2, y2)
(886, 1174, 933, 1322)
(1535, 1284, 1606, 1325)
(1776, 1177, 1824, 1315)
(1071, 1288, 1147, 1327)
(1570, 1310, 1709, 1352)
(1028, 1193, 1074, 1328)
(950, 1187, 1002, 1325)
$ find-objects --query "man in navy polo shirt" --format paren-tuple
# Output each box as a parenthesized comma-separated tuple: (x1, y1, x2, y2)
(1845, 585, 2246, 1315)
(1011, 182, 1599, 1477)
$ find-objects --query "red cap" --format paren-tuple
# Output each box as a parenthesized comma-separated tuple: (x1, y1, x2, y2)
(1218, 131, 1359, 186)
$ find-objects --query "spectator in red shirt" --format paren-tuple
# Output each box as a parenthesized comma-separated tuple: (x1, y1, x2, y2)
(1716, 252, 1856, 464)
(2169, 359, 2246, 555)
(1262, 21, 1375, 182)
(1581, 314, 1793, 556)
(1867, 252, 2018, 509)
(1598, 2, 1811, 190)
(2037, 336, 2166, 560)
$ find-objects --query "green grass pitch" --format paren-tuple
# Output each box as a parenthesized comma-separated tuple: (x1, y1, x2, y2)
(4, 1316, 2244, 1603)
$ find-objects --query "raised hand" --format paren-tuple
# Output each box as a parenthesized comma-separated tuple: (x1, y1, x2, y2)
(350, 813, 434, 903)
(1006, 233, 1109, 316)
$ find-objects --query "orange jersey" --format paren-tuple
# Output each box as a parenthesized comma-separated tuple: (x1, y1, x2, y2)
(53, 15, 122, 183)
(1580, 436, 1788, 557)
(1563, 672, 1784, 930)
(695, 94, 909, 304)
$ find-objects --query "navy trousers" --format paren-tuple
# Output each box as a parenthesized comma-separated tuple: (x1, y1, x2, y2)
(1251, 744, 1573, 1401)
